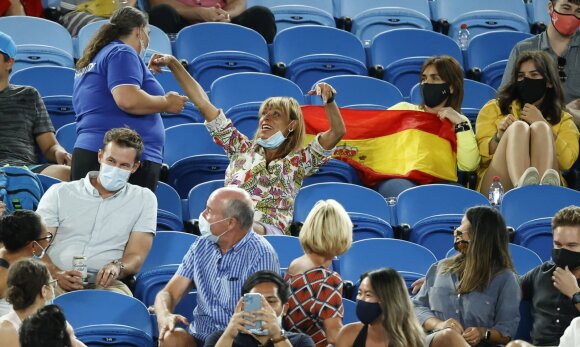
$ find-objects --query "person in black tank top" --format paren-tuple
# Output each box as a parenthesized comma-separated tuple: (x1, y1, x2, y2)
(335, 268, 425, 347)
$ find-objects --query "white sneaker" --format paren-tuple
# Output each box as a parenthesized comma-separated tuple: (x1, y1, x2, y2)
(517, 167, 540, 187)
(540, 169, 560, 186)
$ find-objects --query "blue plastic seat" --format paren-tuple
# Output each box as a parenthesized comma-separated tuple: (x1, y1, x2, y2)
(526, 0, 550, 33)
(10, 66, 75, 97)
(77, 21, 170, 62)
(302, 159, 361, 187)
(409, 79, 497, 128)
(272, 25, 367, 93)
(0, 17, 74, 72)
(54, 290, 153, 347)
(175, 23, 270, 91)
(513, 217, 553, 262)
(338, 238, 437, 299)
(157, 209, 184, 231)
(154, 70, 204, 127)
(446, 243, 542, 275)
(264, 235, 303, 275)
(164, 123, 226, 167)
(308, 75, 403, 109)
(369, 29, 463, 97)
(342, 298, 358, 324)
(156, 182, 183, 220)
(395, 184, 489, 227)
(409, 213, 464, 260)
(42, 95, 76, 131)
(430, 0, 530, 41)
(348, 212, 394, 241)
(466, 31, 532, 89)
(293, 182, 392, 224)
(247, 0, 335, 31)
(168, 155, 229, 199)
(55, 122, 77, 153)
(338, 0, 432, 44)
(187, 179, 224, 221)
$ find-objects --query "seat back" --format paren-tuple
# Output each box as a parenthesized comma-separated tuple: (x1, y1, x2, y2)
(42, 95, 76, 131)
(466, 31, 532, 72)
(349, 212, 394, 241)
(302, 159, 361, 186)
(168, 155, 228, 198)
(264, 235, 303, 274)
(10, 66, 75, 97)
(139, 231, 198, 275)
(156, 209, 184, 231)
(513, 217, 554, 262)
(188, 179, 225, 220)
(410, 213, 464, 260)
(248, 0, 335, 31)
(156, 182, 183, 219)
(308, 75, 403, 108)
(395, 184, 489, 227)
(500, 185, 580, 229)
(55, 122, 77, 153)
(164, 124, 226, 166)
(342, 298, 357, 324)
(294, 183, 391, 224)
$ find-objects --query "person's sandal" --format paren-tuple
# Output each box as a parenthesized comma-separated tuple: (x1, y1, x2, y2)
(516, 167, 540, 187)
(540, 169, 560, 186)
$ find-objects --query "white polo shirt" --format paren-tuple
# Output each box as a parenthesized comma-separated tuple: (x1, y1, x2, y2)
(37, 172, 157, 273)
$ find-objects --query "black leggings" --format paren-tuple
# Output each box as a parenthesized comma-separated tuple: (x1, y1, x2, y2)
(148, 5, 277, 43)
(71, 147, 161, 192)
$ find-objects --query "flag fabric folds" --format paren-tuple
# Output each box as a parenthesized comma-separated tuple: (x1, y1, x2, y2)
(302, 106, 458, 186)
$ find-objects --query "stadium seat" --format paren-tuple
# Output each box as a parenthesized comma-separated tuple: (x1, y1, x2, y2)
(342, 298, 358, 324)
(526, 0, 550, 33)
(308, 75, 404, 109)
(163, 123, 225, 167)
(155, 70, 204, 127)
(156, 182, 183, 220)
(175, 23, 270, 91)
(409, 213, 464, 260)
(338, 238, 437, 299)
(37, 174, 61, 192)
(337, 0, 432, 44)
(513, 217, 554, 262)
(0, 17, 74, 72)
(55, 122, 77, 153)
(395, 184, 489, 228)
(466, 31, 533, 89)
(293, 182, 392, 224)
(430, 0, 530, 40)
(42, 95, 76, 131)
(272, 25, 368, 93)
(55, 290, 153, 347)
(446, 243, 543, 275)
(409, 79, 497, 127)
(369, 29, 463, 97)
(247, 0, 335, 31)
(168, 154, 229, 199)
(210, 72, 304, 137)
(138, 231, 198, 275)
(156, 209, 184, 231)
(348, 212, 394, 241)
(9, 66, 75, 97)
(187, 179, 225, 221)
(264, 235, 303, 275)
(302, 159, 361, 186)
(150, 290, 197, 340)
(77, 21, 171, 62)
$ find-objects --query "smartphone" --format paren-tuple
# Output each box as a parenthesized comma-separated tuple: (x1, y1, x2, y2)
(243, 293, 268, 335)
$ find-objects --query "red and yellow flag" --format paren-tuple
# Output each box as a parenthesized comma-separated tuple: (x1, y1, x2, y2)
(303, 106, 458, 186)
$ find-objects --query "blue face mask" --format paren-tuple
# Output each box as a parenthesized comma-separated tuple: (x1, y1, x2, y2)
(99, 163, 131, 192)
(139, 28, 149, 63)
(256, 130, 286, 149)
(198, 213, 231, 243)
(32, 241, 47, 260)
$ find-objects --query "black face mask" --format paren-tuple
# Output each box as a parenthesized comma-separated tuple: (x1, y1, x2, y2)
(356, 300, 382, 325)
(421, 83, 451, 108)
(552, 248, 580, 270)
(516, 77, 547, 105)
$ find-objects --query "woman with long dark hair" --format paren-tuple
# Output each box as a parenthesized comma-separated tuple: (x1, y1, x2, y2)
(336, 268, 425, 347)
(72, 7, 188, 191)
(413, 206, 521, 347)
(476, 51, 579, 195)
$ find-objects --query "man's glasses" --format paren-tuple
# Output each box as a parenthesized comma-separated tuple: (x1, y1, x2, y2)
(46, 279, 57, 290)
(557, 57, 567, 83)
(36, 231, 54, 244)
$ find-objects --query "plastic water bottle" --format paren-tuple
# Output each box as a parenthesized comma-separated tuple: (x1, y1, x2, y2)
(488, 176, 504, 207)
(458, 23, 470, 50)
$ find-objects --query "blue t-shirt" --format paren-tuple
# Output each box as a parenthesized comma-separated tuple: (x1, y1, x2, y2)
(73, 40, 165, 163)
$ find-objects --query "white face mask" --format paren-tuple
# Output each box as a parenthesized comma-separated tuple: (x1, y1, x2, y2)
(45, 284, 55, 306)
(99, 163, 131, 192)
(32, 241, 47, 260)
(256, 122, 294, 149)
(139, 28, 149, 62)
(198, 213, 231, 243)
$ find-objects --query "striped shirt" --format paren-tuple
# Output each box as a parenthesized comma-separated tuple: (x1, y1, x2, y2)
(176, 231, 280, 341)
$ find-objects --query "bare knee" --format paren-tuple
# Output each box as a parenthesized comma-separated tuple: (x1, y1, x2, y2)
(505, 120, 530, 137)
(159, 328, 197, 347)
(529, 120, 552, 136)
(41, 165, 71, 182)
(431, 328, 469, 347)
(506, 340, 534, 347)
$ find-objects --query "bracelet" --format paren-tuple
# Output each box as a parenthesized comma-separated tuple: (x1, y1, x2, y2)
(492, 132, 501, 143)
(271, 332, 288, 343)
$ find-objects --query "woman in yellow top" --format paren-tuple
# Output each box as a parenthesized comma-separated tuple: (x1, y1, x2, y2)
(378, 56, 480, 198)
(476, 51, 579, 195)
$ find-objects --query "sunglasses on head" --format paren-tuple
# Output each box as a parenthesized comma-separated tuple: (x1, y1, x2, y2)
(557, 57, 567, 83)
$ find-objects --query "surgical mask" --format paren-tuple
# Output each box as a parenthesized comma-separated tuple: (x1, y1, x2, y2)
(551, 10, 580, 36)
(99, 163, 131, 192)
(257, 131, 287, 149)
(276, 314, 283, 328)
(45, 286, 55, 306)
(516, 77, 547, 105)
(355, 300, 382, 325)
(32, 241, 47, 260)
(198, 213, 231, 243)
(421, 83, 451, 108)
(139, 29, 149, 62)
(552, 248, 580, 270)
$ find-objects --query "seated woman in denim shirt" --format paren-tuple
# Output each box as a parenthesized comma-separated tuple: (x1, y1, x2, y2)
(412, 206, 521, 347)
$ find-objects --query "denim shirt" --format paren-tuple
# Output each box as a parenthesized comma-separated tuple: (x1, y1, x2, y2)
(413, 260, 521, 338)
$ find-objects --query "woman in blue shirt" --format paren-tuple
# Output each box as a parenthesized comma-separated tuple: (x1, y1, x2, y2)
(71, 7, 188, 191)
(413, 206, 521, 347)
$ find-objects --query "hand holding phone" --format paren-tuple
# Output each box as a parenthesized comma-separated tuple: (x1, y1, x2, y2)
(243, 293, 268, 335)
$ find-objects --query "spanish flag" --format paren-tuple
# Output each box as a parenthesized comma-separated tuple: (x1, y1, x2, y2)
(303, 106, 458, 186)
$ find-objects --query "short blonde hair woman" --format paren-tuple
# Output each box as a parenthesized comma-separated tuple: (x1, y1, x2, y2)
(285, 200, 353, 346)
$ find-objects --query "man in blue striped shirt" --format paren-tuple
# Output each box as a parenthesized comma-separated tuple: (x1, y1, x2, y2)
(154, 187, 280, 347)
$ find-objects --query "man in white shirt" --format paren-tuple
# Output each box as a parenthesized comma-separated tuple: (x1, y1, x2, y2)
(37, 127, 157, 295)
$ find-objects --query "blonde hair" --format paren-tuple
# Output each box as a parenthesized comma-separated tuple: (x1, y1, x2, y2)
(299, 200, 353, 257)
(254, 97, 305, 159)
(552, 206, 580, 230)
